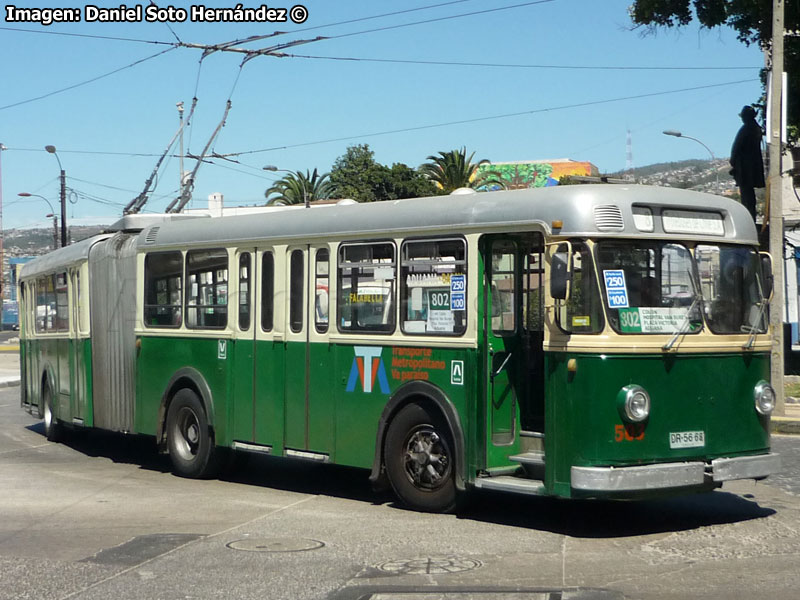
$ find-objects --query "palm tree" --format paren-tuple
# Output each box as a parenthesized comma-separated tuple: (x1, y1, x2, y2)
(264, 169, 334, 206)
(420, 147, 505, 193)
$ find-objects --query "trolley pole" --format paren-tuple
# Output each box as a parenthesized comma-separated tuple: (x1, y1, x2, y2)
(768, 0, 786, 415)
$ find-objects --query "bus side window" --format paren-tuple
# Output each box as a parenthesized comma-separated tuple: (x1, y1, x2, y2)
(338, 242, 396, 333)
(315, 248, 329, 333)
(144, 251, 183, 328)
(186, 249, 228, 330)
(238, 253, 251, 331)
(400, 238, 466, 336)
(289, 250, 304, 333)
(261, 252, 274, 332)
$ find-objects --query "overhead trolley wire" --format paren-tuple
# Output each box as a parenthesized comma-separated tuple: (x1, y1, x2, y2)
(0, 47, 177, 111)
(0, 25, 174, 45)
(321, 0, 556, 41)
(281, 53, 759, 71)
(225, 78, 758, 157)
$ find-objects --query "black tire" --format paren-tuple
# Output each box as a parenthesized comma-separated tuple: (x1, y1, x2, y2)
(384, 402, 457, 513)
(166, 388, 220, 479)
(42, 384, 62, 443)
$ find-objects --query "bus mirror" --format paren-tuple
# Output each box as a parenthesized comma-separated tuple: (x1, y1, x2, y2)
(760, 252, 774, 300)
(551, 251, 572, 300)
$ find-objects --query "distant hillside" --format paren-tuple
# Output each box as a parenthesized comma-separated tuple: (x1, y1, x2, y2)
(4, 225, 109, 258)
(607, 158, 736, 195)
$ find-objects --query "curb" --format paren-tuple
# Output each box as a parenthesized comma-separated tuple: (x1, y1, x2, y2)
(0, 379, 20, 389)
(771, 417, 800, 435)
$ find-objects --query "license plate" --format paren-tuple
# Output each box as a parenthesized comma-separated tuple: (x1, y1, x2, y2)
(669, 430, 705, 449)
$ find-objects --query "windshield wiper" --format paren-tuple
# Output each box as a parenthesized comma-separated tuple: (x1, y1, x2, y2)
(743, 280, 771, 350)
(663, 269, 701, 352)
(662, 293, 701, 351)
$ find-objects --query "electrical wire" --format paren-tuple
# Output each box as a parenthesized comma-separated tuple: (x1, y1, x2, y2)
(0, 47, 177, 111)
(281, 53, 759, 71)
(322, 0, 556, 41)
(149, 1, 182, 44)
(0, 25, 174, 45)
(226, 78, 759, 157)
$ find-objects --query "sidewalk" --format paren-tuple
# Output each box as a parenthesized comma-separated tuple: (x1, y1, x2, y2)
(0, 344, 20, 388)
(771, 400, 800, 435)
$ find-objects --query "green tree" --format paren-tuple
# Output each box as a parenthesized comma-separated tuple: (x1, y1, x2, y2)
(629, 0, 799, 143)
(420, 147, 504, 193)
(264, 169, 334, 206)
(329, 144, 438, 201)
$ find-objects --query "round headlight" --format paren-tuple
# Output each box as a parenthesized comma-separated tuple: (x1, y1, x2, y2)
(754, 381, 776, 416)
(618, 385, 651, 423)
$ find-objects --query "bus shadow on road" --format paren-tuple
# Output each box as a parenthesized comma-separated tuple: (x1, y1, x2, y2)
(458, 488, 776, 537)
(26, 423, 173, 473)
(220, 454, 389, 505)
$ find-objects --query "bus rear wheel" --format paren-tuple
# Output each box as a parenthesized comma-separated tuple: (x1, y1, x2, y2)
(166, 389, 220, 479)
(385, 403, 457, 513)
(43, 385, 62, 443)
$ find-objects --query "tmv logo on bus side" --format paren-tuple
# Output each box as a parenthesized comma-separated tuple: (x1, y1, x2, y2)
(346, 346, 390, 394)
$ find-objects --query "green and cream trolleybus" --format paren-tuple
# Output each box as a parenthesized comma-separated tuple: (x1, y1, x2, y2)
(19, 184, 780, 512)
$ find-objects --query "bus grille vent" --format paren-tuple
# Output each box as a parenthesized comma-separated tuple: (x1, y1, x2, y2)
(594, 205, 624, 230)
(144, 227, 160, 244)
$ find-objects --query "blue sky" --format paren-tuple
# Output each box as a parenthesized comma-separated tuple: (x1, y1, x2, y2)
(0, 0, 765, 229)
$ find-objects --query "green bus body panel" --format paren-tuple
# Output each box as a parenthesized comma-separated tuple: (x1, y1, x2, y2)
(135, 336, 476, 476)
(308, 342, 335, 453)
(22, 338, 94, 427)
(136, 337, 231, 441)
(284, 341, 307, 449)
(544, 352, 771, 497)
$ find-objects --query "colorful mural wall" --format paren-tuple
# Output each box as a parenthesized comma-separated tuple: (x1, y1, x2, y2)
(476, 160, 599, 190)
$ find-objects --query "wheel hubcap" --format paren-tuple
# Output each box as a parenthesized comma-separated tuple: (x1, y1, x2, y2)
(174, 407, 200, 461)
(403, 426, 451, 491)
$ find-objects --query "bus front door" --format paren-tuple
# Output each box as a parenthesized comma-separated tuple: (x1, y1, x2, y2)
(482, 234, 545, 466)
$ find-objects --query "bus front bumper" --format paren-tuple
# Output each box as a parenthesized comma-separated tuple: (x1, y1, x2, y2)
(571, 453, 781, 493)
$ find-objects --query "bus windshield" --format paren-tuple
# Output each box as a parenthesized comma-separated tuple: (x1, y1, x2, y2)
(595, 241, 702, 335)
(695, 244, 768, 334)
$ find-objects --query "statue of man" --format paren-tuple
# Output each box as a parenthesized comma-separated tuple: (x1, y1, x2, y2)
(730, 105, 766, 222)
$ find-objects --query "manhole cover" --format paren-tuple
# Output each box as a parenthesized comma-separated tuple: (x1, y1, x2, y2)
(226, 537, 325, 553)
(375, 557, 482, 575)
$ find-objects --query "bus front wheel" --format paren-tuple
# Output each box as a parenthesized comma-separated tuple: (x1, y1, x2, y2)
(42, 385, 61, 443)
(166, 389, 220, 479)
(384, 402, 457, 513)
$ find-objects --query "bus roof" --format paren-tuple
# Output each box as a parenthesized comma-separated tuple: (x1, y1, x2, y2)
(139, 185, 758, 250)
(19, 233, 114, 280)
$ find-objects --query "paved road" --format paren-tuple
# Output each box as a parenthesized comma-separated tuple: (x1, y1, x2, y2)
(767, 435, 800, 496)
(2, 387, 800, 600)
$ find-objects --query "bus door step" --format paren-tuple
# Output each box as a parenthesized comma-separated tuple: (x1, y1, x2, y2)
(509, 451, 545, 479)
(474, 475, 545, 496)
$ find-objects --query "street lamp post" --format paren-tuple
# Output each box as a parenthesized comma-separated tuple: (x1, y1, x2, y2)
(18, 193, 58, 249)
(263, 165, 309, 208)
(44, 145, 68, 247)
(663, 130, 719, 189)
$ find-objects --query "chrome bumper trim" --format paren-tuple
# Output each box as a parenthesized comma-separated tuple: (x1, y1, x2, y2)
(710, 453, 781, 482)
(571, 462, 705, 492)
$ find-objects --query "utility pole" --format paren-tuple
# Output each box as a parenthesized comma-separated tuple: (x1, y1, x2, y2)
(769, 0, 786, 415)
(0, 143, 5, 327)
(45, 145, 68, 247)
(177, 101, 185, 191)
